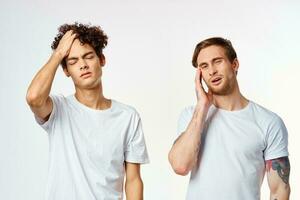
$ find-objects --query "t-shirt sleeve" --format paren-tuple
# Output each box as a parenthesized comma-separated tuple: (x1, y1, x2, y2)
(34, 94, 60, 133)
(264, 114, 289, 160)
(124, 111, 150, 164)
(177, 106, 194, 137)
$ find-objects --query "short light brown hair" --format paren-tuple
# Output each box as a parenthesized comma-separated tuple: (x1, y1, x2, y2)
(192, 37, 237, 68)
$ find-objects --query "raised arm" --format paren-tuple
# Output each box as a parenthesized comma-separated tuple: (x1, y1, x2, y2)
(168, 69, 212, 176)
(266, 156, 290, 200)
(26, 30, 76, 121)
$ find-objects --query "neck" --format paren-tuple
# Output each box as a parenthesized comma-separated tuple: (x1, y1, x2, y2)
(212, 82, 249, 111)
(74, 82, 111, 110)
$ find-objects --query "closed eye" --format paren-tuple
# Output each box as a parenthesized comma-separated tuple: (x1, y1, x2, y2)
(83, 52, 95, 59)
(68, 60, 77, 65)
(85, 55, 94, 59)
(200, 64, 208, 69)
(214, 59, 222, 64)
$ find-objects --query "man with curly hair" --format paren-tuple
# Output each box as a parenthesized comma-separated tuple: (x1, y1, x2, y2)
(168, 37, 290, 200)
(26, 23, 149, 200)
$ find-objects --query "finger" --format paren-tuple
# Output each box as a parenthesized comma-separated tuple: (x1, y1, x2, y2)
(195, 69, 204, 89)
(68, 30, 75, 34)
(65, 30, 73, 36)
(194, 68, 200, 88)
(207, 88, 212, 95)
(199, 68, 203, 85)
(65, 32, 77, 44)
(195, 68, 206, 95)
(71, 30, 77, 36)
(207, 88, 213, 102)
(70, 32, 77, 39)
(60, 31, 72, 42)
(65, 30, 76, 39)
(66, 31, 76, 39)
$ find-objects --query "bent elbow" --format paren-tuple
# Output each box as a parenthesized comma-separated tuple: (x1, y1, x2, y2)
(26, 92, 43, 107)
(168, 152, 190, 176)
(173, 166, 190, 176)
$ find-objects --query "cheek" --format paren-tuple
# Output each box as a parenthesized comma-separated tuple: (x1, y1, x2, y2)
(67, 68, 81, 80)
(68, 68, 79, 77)
(89, 60, 101, 70)
(226, 68, 236, 79)
(90, 65, 102, 79)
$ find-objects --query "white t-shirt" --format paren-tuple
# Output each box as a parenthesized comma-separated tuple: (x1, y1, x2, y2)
(177, 100, 288, 200)
(34, 94, 149, 200)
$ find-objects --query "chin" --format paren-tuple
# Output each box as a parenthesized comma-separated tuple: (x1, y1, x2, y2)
(209, 84, 230, 95)
(75, 79, 99, 89)
(210, 89, 225, 95)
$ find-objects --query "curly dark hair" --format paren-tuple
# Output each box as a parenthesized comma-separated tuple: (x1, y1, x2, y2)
(51, 22, 108, 69)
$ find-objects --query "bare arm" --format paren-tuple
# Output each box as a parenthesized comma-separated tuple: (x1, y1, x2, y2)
(266, 156, 290, 200)
(168, 68, 212, 176)
(125, 162, 143, 200)
(26, 30, 76, 121)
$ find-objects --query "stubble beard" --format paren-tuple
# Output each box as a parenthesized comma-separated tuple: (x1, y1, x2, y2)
(208, 77, 235, 96)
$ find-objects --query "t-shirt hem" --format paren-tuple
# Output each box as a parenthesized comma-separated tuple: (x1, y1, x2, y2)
(264, 152, 289, 160)
(125, 157, 150, 164)
(34, 95, 57, 131)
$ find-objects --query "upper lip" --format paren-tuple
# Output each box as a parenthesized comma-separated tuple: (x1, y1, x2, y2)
(210, 76, 222, 83)
(80, 72, 92, 77)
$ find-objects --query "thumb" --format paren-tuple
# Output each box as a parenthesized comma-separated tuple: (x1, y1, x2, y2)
(207, 88, 213, 103)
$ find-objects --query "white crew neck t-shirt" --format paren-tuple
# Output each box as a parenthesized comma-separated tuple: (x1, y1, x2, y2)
(34, 94, 149, 200)
(177, 101, 288, 200)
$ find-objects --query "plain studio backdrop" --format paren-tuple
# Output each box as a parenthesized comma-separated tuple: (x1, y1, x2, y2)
(0, 0, 299, 199)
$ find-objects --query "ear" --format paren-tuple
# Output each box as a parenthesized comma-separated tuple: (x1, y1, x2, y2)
(99, 54, 106, 67)
(63, 67, 71, 77)
(232, 58, 239, 75)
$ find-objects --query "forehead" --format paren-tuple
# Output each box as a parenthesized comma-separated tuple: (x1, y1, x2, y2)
(197, 45, 226, 64)
(67, 39, 95, 57)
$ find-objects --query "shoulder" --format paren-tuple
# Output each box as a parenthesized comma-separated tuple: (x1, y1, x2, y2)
(51, 93, 67, 103)
(250, 101, 285, 127)
(179, 104, 215, 119)
(112, 100, 140, 117)
(47, 93, 69, 110)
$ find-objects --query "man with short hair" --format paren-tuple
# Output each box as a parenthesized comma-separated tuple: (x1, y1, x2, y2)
(168, 37, 290, 200)
(26, 22, 149, 200)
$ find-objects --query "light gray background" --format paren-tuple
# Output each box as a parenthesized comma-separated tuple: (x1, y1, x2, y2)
(1, 0, 299, 199)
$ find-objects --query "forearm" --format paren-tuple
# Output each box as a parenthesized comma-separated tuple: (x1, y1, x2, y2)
(168, 105, 208, 175)
(26, 52, 62, 106)
(270, 185, 290, 200)
(125, 177, 143, 200)
(267, 157, 291, 200)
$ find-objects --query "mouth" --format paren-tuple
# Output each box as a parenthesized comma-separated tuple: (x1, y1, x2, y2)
(80, 72, 92, 78)
(211, 76, 222, 85)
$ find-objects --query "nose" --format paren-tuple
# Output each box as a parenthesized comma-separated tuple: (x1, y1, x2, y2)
(79, 59, 89, 70)
(208, 65, 217, 76)
(80, 65, 88, 70)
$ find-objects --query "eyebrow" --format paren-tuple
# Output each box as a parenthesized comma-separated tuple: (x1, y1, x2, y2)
(66, 51, 94, 61)
(198, 57, 223, 67)
(212, 57, 223, 62)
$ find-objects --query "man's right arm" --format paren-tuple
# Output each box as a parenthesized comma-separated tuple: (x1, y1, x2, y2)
(168, 105, 209, 176)
(26, 30, 76, 122)
(26, 52, 63, 121)
(168, 68, 212, 176)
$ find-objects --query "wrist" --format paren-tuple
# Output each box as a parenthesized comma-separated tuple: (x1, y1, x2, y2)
(195, 103, 210, 113)
(52, 50, 65, 61)
(193, 105, 209, 123)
